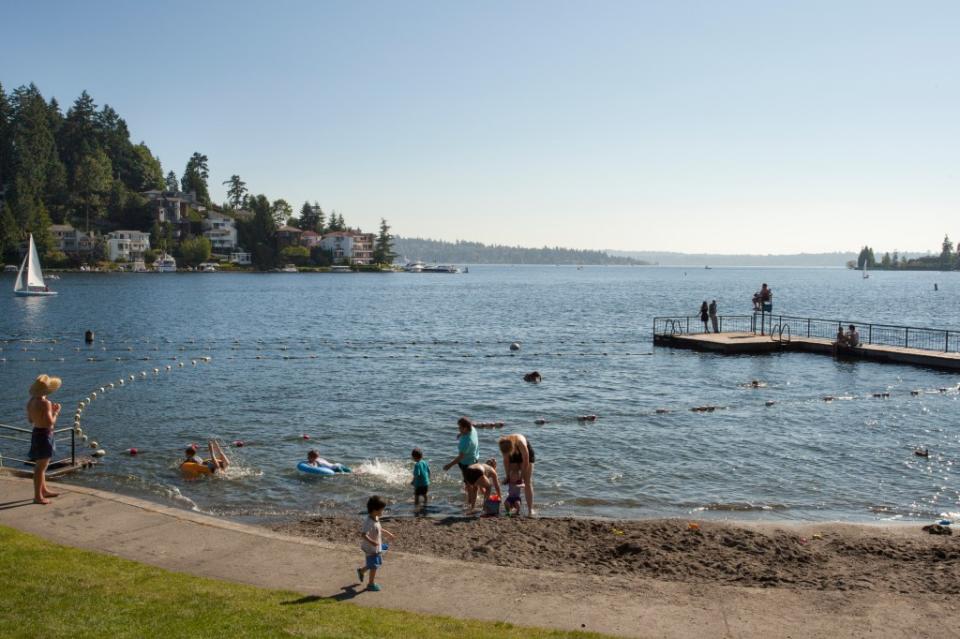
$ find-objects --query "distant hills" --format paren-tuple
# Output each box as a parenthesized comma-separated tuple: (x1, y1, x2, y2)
(393, 237, 646, 265)
(607, 250, 860, 267)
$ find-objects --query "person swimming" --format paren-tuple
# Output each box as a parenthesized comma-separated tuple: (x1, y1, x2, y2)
(523, 371, 542, 383)
(181, 441, 230, 474)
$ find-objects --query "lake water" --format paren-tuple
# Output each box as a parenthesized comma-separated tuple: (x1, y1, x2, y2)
(1, 266, 958, 523)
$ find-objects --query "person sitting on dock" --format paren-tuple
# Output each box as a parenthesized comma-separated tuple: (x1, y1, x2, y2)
(846, 325, 860, 348)
(835, 326, 847, 347)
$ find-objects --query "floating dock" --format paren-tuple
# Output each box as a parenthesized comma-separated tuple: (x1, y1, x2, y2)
(654, 315, 960, 371)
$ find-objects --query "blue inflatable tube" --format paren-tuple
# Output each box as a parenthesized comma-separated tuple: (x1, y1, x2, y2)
(297, 461, 351, 475)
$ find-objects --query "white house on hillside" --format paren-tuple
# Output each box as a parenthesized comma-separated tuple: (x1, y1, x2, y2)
(106, 230, 150, 261)
(319, 231, 376, 265)
(202, 210, 238, 253)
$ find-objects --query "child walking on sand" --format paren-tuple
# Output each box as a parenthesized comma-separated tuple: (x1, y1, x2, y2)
(356, 495, 395, 592)
(411, 448, 430, 509)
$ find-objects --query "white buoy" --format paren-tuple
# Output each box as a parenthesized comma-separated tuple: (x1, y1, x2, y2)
(74, 427, 82, 435)
(118, 379, 124, 386)
(191, 360, 197, 366)
(91, 392, 97, 399)
(165, 365, 171, 371)
(85, 396, 91, 403)
(153, 368, 159, 374)
(108, 383, 114, 389)
(140, 371, 147, 378)
(92, 449, 106, 458)
(89, 441, 99, 449)
(99, 387, 105, 393)
(178, 362, 184, 367)
(81, 435, 88, 442)
(510, 342, 521, 351)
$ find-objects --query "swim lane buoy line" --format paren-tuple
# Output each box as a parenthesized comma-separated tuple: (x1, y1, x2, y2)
(296, 461, 351, 476)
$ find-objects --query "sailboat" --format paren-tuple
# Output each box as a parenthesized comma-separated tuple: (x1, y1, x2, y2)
(13, 234, 57, 296)
(862, 262, 870, 279)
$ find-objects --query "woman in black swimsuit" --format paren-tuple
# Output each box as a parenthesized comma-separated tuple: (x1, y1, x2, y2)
(498, 434, 536, 516)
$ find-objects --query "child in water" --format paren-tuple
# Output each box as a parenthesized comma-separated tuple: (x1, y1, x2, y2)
(306, 449, 335, 469)
(356, 495, 396, 592)
(411, 448, 430, 509)
(181, 441, 229, 474)
(504, 466, 524, 515)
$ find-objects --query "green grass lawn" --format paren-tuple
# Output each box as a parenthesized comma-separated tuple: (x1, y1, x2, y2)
(0, 525, 604, 639)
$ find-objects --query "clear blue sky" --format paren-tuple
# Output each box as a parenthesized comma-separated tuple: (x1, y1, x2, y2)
(3, 1, 957, 253)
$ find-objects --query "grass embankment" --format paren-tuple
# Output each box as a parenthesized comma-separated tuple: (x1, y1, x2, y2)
(0, 526, 601, 639)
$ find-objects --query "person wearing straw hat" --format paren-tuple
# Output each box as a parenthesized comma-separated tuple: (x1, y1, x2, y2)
(26, 374, 62, 505)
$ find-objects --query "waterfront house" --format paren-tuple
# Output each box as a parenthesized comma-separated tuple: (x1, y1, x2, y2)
(230, 251, 252, 265)
(142, 190, 202, 239)
(300, 230, 321, 248)
(276, 225, 303, 249)
(49, 223, 96, 256)
(202, 210, 239, 254)
(319, 230, 376, 265)
(105, 230, 151, 262)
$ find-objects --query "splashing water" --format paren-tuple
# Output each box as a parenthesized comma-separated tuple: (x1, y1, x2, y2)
(353, 458, 411, 486)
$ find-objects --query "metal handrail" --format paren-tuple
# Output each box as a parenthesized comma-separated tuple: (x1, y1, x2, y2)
(0, 420, 76, 468)
(653, 314, 960, 354)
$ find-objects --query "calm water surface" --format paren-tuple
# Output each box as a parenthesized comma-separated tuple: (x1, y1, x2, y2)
(1, 266, 958, 523)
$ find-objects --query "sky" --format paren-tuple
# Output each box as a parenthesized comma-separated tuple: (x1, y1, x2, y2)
(2, 1, 957, 254)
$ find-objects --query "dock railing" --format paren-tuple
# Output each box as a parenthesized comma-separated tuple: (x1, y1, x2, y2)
(653, 313, 960, 354)
(0, 421, 76, 471)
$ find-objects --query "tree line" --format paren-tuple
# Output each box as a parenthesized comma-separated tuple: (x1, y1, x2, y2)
(851, 235, 960, 271)
(392, 237, 647, 265)
(0, 83, 394, 269)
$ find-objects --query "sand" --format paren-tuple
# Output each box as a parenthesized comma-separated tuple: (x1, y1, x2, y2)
(275, 515, 959, 594)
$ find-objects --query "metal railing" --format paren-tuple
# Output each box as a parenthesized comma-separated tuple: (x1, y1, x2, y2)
(653, 313, 960, 354)
(653, 315, 755, 336)
(0, 421, 76, 470)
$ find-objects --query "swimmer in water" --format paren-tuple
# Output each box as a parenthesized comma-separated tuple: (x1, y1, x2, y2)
(182, 441, 230, 473)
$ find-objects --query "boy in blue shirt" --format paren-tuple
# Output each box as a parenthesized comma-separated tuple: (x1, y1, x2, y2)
(411, 447, 431, 510)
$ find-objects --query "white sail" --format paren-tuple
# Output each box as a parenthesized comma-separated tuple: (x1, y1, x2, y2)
(26, 235, 45, 288)
(13, 253, 26, 292)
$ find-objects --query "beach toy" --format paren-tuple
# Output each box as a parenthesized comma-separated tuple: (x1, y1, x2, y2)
(297, 462, 351, 476)
(381, 543, 389, 553)
(180, 461, 213, 479)
(482, 494, 501, 516)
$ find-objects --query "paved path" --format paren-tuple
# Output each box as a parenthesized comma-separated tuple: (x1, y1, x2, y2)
(0, 476, 953, 638)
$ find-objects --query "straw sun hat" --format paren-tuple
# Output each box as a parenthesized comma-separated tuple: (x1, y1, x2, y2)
(29, 374, 62, 397)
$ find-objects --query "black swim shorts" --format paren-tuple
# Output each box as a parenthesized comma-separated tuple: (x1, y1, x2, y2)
(28, 428, 55, 461)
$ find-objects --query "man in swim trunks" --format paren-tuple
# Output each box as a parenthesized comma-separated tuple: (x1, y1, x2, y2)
(26, 374, 62, 505)
(498, 433, 536, 516)
(443, 417, 479, 509)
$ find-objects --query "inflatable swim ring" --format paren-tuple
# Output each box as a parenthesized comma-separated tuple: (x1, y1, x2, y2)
(297, 461, 351, 476)
(180, 461, 214, 479)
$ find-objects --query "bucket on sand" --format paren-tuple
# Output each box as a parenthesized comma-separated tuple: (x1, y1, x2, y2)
(483, 494, 501, 516)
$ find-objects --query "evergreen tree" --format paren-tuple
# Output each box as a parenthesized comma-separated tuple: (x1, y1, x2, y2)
(222, 175, 247, 209)
(181, 152, 210, 203)
(271, 198, 292, 227)
(238, 194, 277, 269)
(0, 82, 12, 193)
(299, 201, 318, 230)
(941, 234, 954, 264)
(60, 90, 100, 181)
(881, 252, 891, 267)
(372, 218, 395, 264)
(130, 143, 164, 191)
(165, 170, 178, 192)
(313, 201, 325, 233)
(71, 147, 113, 231)
(892, 250, 899, 267)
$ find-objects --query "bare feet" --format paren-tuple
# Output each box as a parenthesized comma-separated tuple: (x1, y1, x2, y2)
(33, 498, 51, 505)
(42, 491, 59, 498)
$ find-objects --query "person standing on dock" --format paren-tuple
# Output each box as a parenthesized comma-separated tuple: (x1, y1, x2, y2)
(709, 300, 719, 333)
(26, 375, 62, 505)
(699, 301, 709, 332)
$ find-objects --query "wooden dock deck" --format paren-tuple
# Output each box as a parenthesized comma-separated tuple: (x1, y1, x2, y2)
(654, 331, 960, 371)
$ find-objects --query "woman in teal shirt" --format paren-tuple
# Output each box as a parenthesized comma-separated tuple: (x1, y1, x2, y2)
(443, 417, 480, 509)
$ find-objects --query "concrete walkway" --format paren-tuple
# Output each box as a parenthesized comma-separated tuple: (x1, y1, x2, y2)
(0, 476, 953, 638)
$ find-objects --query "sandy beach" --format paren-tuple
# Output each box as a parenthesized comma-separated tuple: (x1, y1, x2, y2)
(276, 515, 959, 595)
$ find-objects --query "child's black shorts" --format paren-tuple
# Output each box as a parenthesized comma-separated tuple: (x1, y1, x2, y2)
(414, 485, 429, 497)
